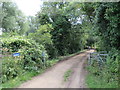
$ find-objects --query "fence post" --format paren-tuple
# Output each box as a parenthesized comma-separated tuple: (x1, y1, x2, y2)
(42, 51, 46, 67)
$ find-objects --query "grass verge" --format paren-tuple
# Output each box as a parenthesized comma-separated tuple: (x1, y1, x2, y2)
(86, 60, 118, 88)
(2, 69, 45, 88)
(86, 73, 118, 88)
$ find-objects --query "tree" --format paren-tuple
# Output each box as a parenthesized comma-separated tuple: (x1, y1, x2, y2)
(36, 2, 96, 55)
(26, 16, 37, 35)
(2, 2, 29, 35)
(0, 3, 6, 30)
(50, 14, 72, 55)
(28, 24, 52, 45)
(95, 2, 120, 51)
(28, 24, 58, 58)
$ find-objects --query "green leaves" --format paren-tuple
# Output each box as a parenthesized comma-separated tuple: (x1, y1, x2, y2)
(2, 36, 31, 52)
(2, 57, 23, 83)
(87, 49, 119, 88)
(2, 2, 29, 34)
(28, 24, 52, 45)
(1, 36, 48, 83)
(95, 2, 120, 51)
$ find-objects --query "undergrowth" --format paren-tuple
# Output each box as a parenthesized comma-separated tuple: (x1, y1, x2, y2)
(86, 49, 119, 88)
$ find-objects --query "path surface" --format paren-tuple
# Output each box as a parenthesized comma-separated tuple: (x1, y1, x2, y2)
(18, 50, 94, 88)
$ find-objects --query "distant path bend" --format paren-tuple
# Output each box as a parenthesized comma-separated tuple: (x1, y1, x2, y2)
(18, 50, 94, 88)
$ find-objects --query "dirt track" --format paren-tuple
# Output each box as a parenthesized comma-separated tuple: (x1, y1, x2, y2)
(18, 50, 94, 88)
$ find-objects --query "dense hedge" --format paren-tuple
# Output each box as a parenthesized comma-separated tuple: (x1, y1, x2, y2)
(1, 36, 48, 83)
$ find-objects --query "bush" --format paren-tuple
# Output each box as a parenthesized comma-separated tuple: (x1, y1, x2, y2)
(20, 44, 48, 71)
(1, 36, 48, 83)
(1, 36, 32, 52)
(2, 57, 23, 83)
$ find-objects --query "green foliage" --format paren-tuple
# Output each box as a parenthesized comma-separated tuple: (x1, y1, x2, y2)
(2, 57, 23, 83)
(83, 4, 120, 87)
(26, 16, 38, 35)
(1, 70, 45, 88)
(2, 58, 60, 88)
(37, 14, 50, 25)
(21, 45, 48, 71)
(87, 49, 119, 88)
(1, 36, 32, 52)
(36, 2, 89, 56)
(86, 73, 118, 88)
(2, 2, 29, 34)
(50, 14, 72, 55)
(45, 44, 58, 59)
(95, 2, 120, 51)
(68, 24, 85, 53)
(81, 3, 95, 22)
(45, 59, 59, 68)
(1, 36, 48, 83)
(28, 24, 58, 58)
(28, 24, 53, 45)
(64, 70, 72, 82)
(86, 36, 96, 47)
(1, 2, 120, 88)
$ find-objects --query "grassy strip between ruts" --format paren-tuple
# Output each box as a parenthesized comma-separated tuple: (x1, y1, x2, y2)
(64, 69, 72, 82)
(1, 49, 87, 88)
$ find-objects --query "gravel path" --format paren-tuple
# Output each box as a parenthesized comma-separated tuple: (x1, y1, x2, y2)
(18, 50, 94, 88)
